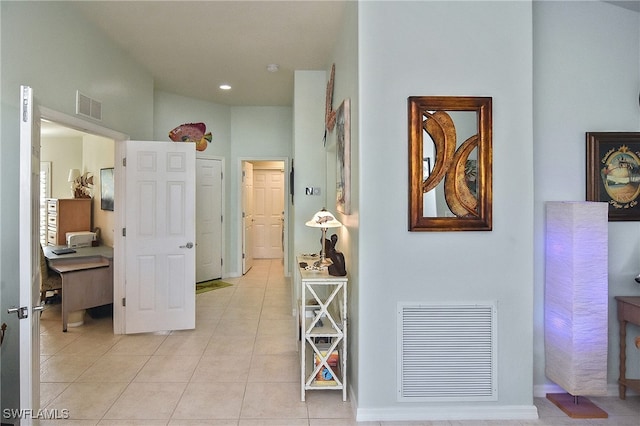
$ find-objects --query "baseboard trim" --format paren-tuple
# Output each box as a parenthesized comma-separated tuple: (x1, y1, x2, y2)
(356, 404, 539, 422)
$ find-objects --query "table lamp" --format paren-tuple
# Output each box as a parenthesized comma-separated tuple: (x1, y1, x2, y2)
(68, 168, 81, 197)
(305, 208, 342, 266)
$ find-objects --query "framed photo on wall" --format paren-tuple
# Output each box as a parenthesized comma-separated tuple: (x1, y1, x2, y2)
(100, 167, 114, 211)
(586, 132, 640, 221)
(336, 98, 351, 214)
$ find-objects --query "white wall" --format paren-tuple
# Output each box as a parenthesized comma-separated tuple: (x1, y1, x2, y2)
(293, 71, 329, 259)
(1, 1, 154, 412)
(325, 0, 361, 405)
(533, 1, 640, 395)
(357, 1, 535, 420)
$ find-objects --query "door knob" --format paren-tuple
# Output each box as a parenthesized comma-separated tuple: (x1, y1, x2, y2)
(7, 306, 28, 319)
(180, 242, 194, 249)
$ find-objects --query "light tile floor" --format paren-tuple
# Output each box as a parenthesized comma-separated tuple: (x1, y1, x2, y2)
(39, 259, 640, 425)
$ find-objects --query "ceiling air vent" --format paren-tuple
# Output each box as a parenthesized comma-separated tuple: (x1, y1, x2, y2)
(76, 90, 102, 121)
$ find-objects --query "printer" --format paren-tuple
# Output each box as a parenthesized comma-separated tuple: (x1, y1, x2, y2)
(66, 231, 96, 248)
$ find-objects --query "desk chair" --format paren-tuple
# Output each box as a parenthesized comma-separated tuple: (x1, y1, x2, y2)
(40, 244, 62, 303)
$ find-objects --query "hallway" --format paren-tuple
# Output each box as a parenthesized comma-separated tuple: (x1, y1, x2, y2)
(39, 259, 354, 424)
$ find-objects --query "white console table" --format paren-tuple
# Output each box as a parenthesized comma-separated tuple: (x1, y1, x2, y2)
(297, 255, 347, 401)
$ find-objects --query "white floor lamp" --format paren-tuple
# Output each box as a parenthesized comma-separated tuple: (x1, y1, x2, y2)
(544, 201, 608, 419)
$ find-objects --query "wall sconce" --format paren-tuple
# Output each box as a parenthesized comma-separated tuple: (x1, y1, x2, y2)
(305, 208, 342, 266)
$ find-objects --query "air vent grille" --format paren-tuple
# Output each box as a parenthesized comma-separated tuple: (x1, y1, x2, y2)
(76, 91, 102, 121)
(398, 302, 497, 402)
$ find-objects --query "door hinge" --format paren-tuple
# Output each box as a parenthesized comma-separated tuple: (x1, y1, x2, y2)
(122, 157, 127, 167)
(122, 228, 126, 237)
(22, 87, 29, 122)
(242, 212, 245, 218)
(221, 171, 224, 180)
(221, 215, 224, 223)
(242, 253, 245, 259)
(221, 258, 223, 266)
(122, 297, 126, 307)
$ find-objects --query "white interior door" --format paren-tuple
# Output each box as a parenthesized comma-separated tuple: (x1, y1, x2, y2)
(195, 158, 223, 282)
(124, 140, 196, 333)
(18, 85, 42, 420)
(242, 161, 254, 274)
(253, 168, 284, 259)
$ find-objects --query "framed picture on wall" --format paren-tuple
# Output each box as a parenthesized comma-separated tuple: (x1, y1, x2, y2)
(586, 132, 640, 221)
(336, 98, 351, 215)
(100, 167, 114, 211)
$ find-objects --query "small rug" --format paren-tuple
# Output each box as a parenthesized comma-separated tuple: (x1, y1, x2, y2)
(196, 279, 233, 294)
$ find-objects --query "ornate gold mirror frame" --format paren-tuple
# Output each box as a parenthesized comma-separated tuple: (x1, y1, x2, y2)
(408, 96, 492, 231)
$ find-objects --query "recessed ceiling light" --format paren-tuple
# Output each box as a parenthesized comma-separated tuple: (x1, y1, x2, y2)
(266, 64, 279, 73)
(219, 84, 232, 90)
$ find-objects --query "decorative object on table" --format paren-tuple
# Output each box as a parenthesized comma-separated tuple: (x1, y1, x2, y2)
(67, 168, 80, 197)
(327, 234, 346, 277)
(586, 132, 640, 221)
(169, 122, 212, 152)
(544, 201, 608, 419)
(408, 96, 492, 231)
(335, 98, 351, 215)
(100, 168, 114, 211)
(305, 208, 342, 266)
(71, 170, 93, 198)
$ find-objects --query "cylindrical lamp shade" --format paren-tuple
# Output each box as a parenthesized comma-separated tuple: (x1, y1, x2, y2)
(544, 201, 608, 396)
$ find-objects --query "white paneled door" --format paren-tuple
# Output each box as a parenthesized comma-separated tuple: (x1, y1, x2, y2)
(18, 85, 43, 423)
(124, 141, 196, 333)
(253, 169, 284, 258)
(195, 158, 223, 282)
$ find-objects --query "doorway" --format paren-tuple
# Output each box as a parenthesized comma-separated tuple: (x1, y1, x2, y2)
(40, 120, 115, 247)
(240, 159, 289, 275)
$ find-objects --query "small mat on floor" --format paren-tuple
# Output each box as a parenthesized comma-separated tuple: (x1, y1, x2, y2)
(196, 279, 233, 294)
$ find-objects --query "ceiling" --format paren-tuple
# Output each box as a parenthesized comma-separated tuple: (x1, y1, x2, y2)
(44, 0, 638, 137)
(71, 1, 346, 107)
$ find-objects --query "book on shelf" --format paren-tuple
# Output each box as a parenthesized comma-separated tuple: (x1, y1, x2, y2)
(314, 344, 339, 382)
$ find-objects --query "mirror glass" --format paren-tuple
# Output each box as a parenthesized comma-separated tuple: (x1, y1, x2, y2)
(409, 96, 492, 231)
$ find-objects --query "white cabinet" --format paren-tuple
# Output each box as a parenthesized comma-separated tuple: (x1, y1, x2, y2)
(298, 255, 347, 401)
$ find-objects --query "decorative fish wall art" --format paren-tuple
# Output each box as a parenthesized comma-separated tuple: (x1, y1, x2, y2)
(168, 122, 212, 151)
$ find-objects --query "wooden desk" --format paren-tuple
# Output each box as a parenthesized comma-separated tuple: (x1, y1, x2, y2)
(44, 246, 114, 332)
(615, 296, 640, 399)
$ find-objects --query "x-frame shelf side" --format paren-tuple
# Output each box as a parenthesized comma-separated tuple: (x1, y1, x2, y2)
(298, 256, 347, 401)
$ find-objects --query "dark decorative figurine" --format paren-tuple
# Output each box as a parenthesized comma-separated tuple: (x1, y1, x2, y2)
(326, 234, 347, 276)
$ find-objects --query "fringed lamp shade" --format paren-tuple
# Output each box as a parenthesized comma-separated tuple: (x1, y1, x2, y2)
(545, 201, 608, 396)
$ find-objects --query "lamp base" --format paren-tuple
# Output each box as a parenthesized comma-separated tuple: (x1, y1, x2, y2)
(314, 257, 333, 267)
(546, 393, 608, 419)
